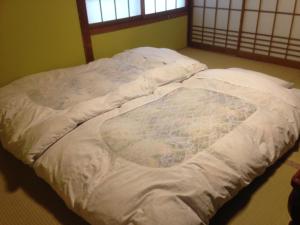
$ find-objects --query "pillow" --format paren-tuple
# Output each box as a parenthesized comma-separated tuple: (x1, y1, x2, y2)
(229, 68, 294, 88)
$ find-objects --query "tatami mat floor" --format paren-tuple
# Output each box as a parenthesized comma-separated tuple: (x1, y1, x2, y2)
(0, 47, 299, 225)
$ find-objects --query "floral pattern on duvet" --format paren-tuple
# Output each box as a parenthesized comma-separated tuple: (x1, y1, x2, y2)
(100, 88, 257, 168)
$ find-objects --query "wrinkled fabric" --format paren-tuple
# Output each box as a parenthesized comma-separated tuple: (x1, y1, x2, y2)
(33, 71, 300, 225)
(0, 47, 206, 164)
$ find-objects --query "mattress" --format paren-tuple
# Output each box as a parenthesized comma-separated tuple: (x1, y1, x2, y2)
(1, 48, 300, 225)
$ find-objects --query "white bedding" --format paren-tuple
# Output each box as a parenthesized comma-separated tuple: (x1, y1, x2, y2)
(0, 48, 299, 225)
(34, 71, 300, 225)
(0, 47, 206, 165)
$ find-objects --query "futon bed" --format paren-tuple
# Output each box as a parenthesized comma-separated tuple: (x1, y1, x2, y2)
(0, 47, 299, 225)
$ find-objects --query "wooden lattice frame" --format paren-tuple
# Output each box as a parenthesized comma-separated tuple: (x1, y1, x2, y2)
(188, 0, 300, 69)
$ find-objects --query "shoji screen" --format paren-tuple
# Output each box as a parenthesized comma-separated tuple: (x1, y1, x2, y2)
(190, 0, 300, 67)
(240, 0, 300, 62)
(191, 0, 243, 52)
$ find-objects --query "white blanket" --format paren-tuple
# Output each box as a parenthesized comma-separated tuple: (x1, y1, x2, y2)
(0, 47, 206, 165)
(32, 70, 300, 225)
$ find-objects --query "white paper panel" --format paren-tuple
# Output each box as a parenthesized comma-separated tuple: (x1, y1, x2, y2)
(229, 38, 236, 43)
(216, 32, 226, 38)
(260, 35, 271, 41)
(227, 41, 237, 46)
(278, 0, 296, 13)
(270, 52, 285, 58)
(216, 42, 226, 47)
(255, 50, 268, 55)
(192, 38, 201, 43)
(227, 45, 238, 49)
(255, 45, 269, 51)
(203, 27, 211, 31)
(271, 47, 286, 53)
(86, 0, 102, 24)
(290, 40, 300, 45)
(193, 7, 204, 26)
(272, 45, 287, 52)
(242, 37, 254, 43)
(218, 0, 230, 9)
(204, 8, 216, 28)
(101, 0, 116, 21)
(291, 16, 300, 39)
(177, 0, 186, 8)
(206, 0, 217, 8)
(241, 42, 254, 48)
(261, 0, 277, 11)
(205, 33, 213, 38)
(204, 39, 213, 44)
(288, 50, 300, 56)
(192, 38, 202, 43)
(240, 47, 253, 52)
(231, 0, 243, 10)
(243, 32, 256, 38)
(290, 45, 300, 51)
(231, 35, 238, 40)
(296, 1, 300, 13)
(193, 27, 202, 33)
(145, 0, 155, 14)
(216, 35, 226, 41)
(166, 0, 176, 10)
(192, 32, 201, 39)
(228, 30, 238, 35)
(116, 0, 129, 19)
(194, 0, 204, 7)
(218, 30, 227, 34)
(242, 11, 258, 32)
(192, 31, 201, 36)
(245, 0, 260, 10)
(216, 9, 229, 29)
(229, 11, 241, 31)
(257, 13, 275, 35)
(274, 14, 293, 37)
(287, 56, 300, 61)
(192, 30, 202, 35)
(256, 39, 269, 44)
(156, 0, 166, 12)
(273, 37, 288, 43)
(129, 0, 141, 16)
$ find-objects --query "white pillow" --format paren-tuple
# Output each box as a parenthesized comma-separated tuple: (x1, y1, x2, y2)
(229, 68, 294, 88)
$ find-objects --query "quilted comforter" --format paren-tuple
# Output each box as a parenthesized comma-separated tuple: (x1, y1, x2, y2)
(0, 47, 205, 164)
(1, 48, 300, 225)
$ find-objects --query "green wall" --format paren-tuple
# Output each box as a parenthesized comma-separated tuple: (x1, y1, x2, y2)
(0, 0, 86, 87)
(0, 0, 187, 87)
(92, 16, 188, 59)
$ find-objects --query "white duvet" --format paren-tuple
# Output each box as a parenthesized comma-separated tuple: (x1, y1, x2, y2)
(33, 71, 300, 225)
(1, 48, 300, 225)
(0, 47, 206, 165)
